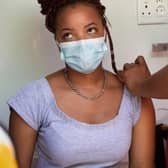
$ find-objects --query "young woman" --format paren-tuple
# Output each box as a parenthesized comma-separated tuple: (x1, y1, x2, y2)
(8, 0, 155, 167)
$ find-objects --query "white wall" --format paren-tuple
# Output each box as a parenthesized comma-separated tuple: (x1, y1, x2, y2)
(0, 0, 64, 126)
(0, 0, 168, 127)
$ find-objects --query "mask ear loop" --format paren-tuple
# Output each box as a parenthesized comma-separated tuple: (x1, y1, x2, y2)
(55, 40, 65, 61)
(54, 34, 67, 70)
(55, 39, 60, 51)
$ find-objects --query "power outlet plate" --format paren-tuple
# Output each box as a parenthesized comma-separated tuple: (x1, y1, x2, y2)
(137, 0, 168, 25)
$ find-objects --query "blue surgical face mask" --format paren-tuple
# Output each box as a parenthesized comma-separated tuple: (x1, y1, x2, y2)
(59, 36, 108, 74)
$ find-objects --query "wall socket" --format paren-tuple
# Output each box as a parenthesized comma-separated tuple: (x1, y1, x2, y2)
(137, 0, 168, 25)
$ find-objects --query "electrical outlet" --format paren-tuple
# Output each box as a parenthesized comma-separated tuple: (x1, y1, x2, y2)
(137, 0, 168, 25)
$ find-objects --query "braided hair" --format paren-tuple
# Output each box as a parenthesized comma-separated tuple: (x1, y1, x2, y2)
(37, 0, 117, 73)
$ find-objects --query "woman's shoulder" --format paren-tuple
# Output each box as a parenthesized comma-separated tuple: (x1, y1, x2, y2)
(46, 69, 65, 85)
(16, 78, 48, 97)
(45, 69, 69, 94)
(105, 69, 123, 90)
(7, 77, 51, 131)
(7, 69, 63, 105)
(7, 78, 47, 110)
(15, 69, 65, 96)
(104, 69, 141, 98)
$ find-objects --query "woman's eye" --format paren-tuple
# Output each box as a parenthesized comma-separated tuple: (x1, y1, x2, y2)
(63, 33, 73, 39)
(87, 28, 97, 34)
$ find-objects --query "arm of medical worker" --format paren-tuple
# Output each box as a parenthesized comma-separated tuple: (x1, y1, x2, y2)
(118, 56, 168, 99)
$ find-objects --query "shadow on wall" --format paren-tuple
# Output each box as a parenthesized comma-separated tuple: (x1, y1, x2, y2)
(6, 8, 65, 74)
(1, 0, 64, 82)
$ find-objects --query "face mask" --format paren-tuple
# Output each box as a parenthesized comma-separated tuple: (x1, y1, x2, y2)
(59, 36, 108, 74)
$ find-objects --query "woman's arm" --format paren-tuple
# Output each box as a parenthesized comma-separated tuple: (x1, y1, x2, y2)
(9, 109, 37, 168)
(129, 98, 155, 168)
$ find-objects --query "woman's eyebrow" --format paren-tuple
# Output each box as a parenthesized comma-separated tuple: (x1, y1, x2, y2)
(60, 23, 97, 32)
(61, 28, 74, 32)
(84, 22, 97, 28)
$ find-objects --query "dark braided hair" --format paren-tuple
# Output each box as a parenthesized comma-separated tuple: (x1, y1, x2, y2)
(37, 0, 117, 73)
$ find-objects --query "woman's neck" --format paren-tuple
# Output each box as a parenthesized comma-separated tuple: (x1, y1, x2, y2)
(65, 66, 105, 88)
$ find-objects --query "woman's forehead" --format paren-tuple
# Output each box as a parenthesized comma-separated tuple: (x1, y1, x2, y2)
(56, 3, 102, 27)
(56, 4, 102, 28)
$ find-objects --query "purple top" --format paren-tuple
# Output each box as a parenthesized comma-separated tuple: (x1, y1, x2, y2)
(7, 78, 141, 168)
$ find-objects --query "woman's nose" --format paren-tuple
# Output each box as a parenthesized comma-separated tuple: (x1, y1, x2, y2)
(76, 32, 90, 41)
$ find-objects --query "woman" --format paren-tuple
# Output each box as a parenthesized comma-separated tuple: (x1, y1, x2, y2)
(7, 0, 155, 167)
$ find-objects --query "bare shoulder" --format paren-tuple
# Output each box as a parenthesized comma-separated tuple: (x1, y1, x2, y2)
(46, 69, 66, 89)
(104, 69, 123, 89)
(46, 69, 64, 81)
(104, 70, 124, 105)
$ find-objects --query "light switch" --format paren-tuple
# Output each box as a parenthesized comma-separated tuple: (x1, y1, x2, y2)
(137, 0, 168, 25)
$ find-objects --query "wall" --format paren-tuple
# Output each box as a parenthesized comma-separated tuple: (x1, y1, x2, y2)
(0, 0, 168, 127)
(0, 0, 64, 126)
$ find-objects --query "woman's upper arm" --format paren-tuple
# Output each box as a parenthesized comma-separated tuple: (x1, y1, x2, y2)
(9, 109, 37, 168)
(129, 98, 156, 168)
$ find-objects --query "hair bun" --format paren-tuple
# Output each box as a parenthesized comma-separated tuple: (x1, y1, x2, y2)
(38, 0, 102, 15)
(37, 0, 53, 15)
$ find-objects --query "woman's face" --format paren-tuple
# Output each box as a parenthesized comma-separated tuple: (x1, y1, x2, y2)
(55, 3, 105, 42)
